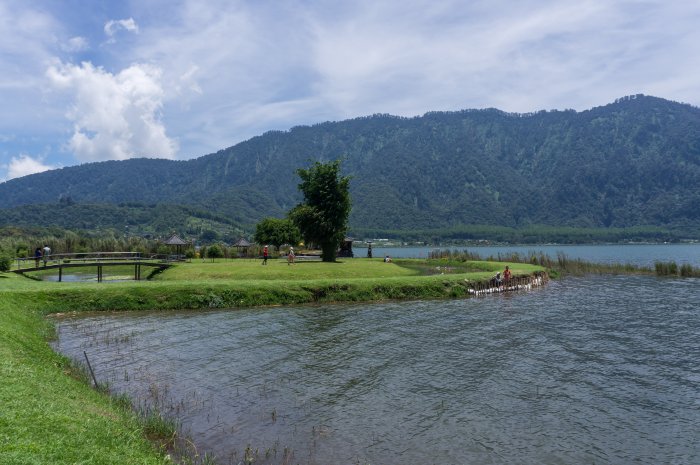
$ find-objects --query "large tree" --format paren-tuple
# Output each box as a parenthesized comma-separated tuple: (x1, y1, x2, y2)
(253, 217, 301, 251)
(289, 160, 351, 262)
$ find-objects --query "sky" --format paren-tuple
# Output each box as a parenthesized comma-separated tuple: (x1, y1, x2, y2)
(1, 0, 700, 182)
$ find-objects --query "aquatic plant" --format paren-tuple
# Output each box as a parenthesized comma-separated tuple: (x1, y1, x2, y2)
(139, 406, 178, 449)
(432, 249, 658, 277)
(655, 260, 700, 277)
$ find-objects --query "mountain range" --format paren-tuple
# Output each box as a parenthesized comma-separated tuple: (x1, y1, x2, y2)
(1, 94, 699, 240)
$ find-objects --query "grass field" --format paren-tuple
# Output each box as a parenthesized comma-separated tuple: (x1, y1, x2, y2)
(0, 286, 171, 465)
(1, 257, 544, 464)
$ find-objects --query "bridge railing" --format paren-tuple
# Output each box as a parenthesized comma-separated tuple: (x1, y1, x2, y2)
(14, 252, 186, 270)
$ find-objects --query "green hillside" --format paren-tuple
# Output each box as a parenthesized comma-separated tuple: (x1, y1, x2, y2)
(0, 203, 244, 241)
(1, 95, 699, 238)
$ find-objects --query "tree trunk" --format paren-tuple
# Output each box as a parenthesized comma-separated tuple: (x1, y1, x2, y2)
(321, 242, 336, 262)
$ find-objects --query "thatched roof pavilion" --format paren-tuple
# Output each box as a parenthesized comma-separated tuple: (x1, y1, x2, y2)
(233, 237, 252, 257)
(163, 234, 189, 256)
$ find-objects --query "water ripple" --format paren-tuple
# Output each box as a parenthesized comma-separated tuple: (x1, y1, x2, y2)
(54, 275, 700, 464)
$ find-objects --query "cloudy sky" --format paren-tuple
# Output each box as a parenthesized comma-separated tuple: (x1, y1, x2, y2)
(1, 0, 699, 182)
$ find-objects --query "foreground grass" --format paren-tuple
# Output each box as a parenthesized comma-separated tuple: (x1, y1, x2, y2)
(1, 258, 543, 464)
(0, 289, 171, 465)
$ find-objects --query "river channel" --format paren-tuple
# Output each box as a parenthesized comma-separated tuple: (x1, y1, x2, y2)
(53, 273, 700, 465)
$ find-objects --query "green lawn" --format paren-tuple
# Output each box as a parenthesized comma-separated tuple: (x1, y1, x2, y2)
(0, 291, 170, 465)
(155, 257, 540, 282)
(1, 257, 545, 464)
(155, 257, 419, 281)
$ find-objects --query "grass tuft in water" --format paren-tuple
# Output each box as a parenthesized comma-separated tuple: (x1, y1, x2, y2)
(140, 406, 178, 449)
(655, 260, 700, 277)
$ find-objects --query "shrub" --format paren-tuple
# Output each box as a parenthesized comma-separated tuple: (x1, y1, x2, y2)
(0, 253, 12, 272)
(205, 244, 224, 260)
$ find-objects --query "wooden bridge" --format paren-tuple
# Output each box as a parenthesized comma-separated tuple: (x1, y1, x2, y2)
(12, 252, 178, 282)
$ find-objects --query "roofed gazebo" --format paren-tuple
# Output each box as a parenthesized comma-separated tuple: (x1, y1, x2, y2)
(338, 237, 354, 258)
(233, 237, 252, 257)
(163, 234, 189, 258)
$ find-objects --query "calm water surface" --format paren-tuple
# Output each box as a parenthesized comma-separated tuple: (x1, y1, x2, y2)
(54, 275, 700, 464)
(373, 243, 700, 267)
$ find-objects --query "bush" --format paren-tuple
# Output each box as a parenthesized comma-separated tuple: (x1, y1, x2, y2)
(205, 244, 224, 260)
(0, 253, 12, 272)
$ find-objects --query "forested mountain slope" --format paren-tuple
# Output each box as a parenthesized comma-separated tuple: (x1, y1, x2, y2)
(1, 95, 699, 234)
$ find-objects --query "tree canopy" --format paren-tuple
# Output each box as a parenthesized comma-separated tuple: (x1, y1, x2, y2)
(289, 160, 351, 262)
(253, 217, 300, 251)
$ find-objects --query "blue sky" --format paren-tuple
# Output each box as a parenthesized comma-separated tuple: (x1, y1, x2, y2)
(1, 0, 700, 182)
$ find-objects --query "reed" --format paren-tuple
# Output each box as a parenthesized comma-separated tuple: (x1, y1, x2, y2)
(430, 249, 659, 277)
(655, 261, 700, 277)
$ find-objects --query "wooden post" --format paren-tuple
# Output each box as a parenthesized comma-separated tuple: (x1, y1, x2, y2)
(97, 265, 102, 282)
(83, 351, 99, 388)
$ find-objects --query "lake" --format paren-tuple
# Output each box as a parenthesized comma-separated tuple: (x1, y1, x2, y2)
(53, 272, 700, 464)
(371, 243, 700, 267)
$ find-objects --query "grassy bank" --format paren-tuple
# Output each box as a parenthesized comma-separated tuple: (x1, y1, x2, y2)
(1, 258, 543, 464)
(0, 286, 171, 464)
(9, 258, 544, 313)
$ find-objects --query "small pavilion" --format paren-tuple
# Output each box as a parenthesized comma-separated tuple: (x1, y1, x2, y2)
(233, 237, 252, 257)
(338, 237, 354, 258)
(163, 234, 188, 258)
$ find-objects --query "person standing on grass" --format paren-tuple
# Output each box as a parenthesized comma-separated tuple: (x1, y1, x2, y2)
(288, 247, 295, 265)
(262, 245, 268, 265)
(34, 247, 42, 267)
(42, 245, 51, 266)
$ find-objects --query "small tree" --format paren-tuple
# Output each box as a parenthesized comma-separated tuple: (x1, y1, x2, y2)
(289, 160, 351, 262)
(206, 244, 224, 262)
(0, 251, 12, 272)
(254, 218, 301, 251)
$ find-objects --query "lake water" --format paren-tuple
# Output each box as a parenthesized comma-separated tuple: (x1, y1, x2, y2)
(371, 243, 700, 267)
(53, 273, 700, 464)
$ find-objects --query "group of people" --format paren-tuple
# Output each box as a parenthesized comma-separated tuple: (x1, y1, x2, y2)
(492, 265, 512, 287)
(33, 245, 51, 267)
(261, 245, 295, 265)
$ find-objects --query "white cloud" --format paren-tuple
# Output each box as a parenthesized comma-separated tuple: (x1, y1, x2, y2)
(6, 154, 56, 180)
(297, 0, 700, 116)
(104, 17, 139, 42)
(46, 61, 178, 162)
(61, 36, 89, 52)
(4, 0, 700, 170)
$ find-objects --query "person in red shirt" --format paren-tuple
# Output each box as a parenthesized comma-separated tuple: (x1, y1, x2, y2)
(262, 245, 268, 265)
(503, 265, 512, 282)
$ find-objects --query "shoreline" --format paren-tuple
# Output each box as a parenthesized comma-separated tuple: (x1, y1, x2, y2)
(1, 260, 545, 464)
